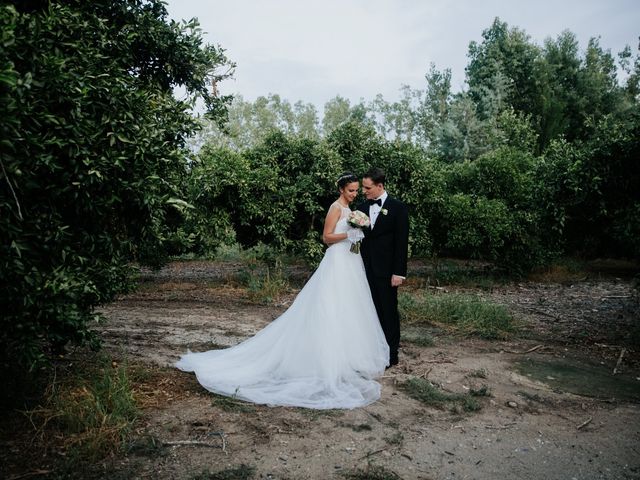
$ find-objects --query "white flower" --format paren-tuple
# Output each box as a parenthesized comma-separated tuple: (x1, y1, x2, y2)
(381, 208, 388, 216)
(348, 210, 371, 228)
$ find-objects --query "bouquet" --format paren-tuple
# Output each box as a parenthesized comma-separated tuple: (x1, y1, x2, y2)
(347, 210, 370, 254)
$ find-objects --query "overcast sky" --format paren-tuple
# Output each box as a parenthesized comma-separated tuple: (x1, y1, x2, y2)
(165, 0, 639, 111)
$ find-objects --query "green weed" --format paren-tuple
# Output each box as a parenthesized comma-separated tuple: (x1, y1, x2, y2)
(384, 431, 404, 446)
(401, 327, 435, 347)
(26, 356, 138, 462)
(399, 292, 516, 340)
(341, 464, 403, 480)
(191, 464, 256, 480)
(237, 262, 291, 304)
(210, 393, 256, 413)
(401, 377, 490, 413)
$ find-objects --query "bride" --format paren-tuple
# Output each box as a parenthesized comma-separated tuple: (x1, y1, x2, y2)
(176, 173, 390, 409)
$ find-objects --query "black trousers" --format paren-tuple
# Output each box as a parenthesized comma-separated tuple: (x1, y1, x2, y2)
(366, 271, 400, 362)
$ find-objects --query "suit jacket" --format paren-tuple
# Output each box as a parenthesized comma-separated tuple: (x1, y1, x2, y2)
(357, 196, 409, 279)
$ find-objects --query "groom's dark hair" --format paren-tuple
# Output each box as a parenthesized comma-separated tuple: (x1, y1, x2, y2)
(363, 167, 385, 185)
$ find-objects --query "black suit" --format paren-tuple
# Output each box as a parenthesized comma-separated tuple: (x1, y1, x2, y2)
(357, 196, 409, 364)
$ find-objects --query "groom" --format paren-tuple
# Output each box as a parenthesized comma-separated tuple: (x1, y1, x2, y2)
(357, 168, 409, 368)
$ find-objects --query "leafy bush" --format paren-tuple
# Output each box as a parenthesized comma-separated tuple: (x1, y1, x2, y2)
(0, 1, 232, 375)
(191, 132, 342, 264)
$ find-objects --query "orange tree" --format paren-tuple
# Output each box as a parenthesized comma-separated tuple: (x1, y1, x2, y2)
(0, 0, 232, 382)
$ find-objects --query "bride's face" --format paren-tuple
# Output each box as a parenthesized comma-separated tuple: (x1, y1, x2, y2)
(340, 181, 359, 204)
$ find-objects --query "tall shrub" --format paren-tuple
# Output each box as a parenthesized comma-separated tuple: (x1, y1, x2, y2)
(0, 1, 232, 374)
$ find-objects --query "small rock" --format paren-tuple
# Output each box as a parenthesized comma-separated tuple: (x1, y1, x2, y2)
(507, 401, 518, 408)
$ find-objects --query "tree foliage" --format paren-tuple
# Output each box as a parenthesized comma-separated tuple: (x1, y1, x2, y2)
(187, 18, 638, 274)
(0, 0, 233, 372)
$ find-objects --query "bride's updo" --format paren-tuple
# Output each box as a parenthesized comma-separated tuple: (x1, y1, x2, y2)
(336, 172, 358, 190)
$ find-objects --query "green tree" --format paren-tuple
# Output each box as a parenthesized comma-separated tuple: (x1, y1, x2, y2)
(322, 96, 353, 136)
(191, 132, 342, 264)
(618, 39, 640, 101)
(0, 1, 233, 376)
(466, 18, 542, 122)
(193, 94, 320, 150)
(368, 86, 422, 142)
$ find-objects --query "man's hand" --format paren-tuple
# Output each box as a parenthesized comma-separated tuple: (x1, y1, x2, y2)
(391, 275, 405, 287)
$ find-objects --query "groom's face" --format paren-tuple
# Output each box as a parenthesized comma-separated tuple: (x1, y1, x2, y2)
(362, 177, 384, 200)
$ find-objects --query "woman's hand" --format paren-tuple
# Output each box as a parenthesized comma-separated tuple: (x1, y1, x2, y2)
(347, 228, 365, 244)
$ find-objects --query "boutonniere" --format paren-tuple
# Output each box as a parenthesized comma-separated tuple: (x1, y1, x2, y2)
(381, 208, 388, 216)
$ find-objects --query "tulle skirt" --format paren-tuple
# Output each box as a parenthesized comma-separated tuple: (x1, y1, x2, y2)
(175, 240, 389, 409)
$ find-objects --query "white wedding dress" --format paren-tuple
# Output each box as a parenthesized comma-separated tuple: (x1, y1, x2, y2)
(176, 205, 390, 409)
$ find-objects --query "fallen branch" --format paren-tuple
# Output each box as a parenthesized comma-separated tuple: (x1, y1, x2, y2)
(163, 431, 227, 453)
(420, 367, 433, 379)
(524, 307, 560, 320)
(358, 447, 387, 460)
(484, 422, 517, 430)
(162, 440, 220, 447)
(8, 470, 52, 480)
(503, 345, 545, 354)
(523, 344, 544, 354)
(577, 417, 593, 430)
(613, 348, 627, 375)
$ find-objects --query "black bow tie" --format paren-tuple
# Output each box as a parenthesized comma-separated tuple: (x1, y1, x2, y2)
(368, 199, 382, 206)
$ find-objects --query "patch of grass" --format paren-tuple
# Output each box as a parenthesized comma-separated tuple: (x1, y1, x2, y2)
(25, 356, 138, 462)
(210, 393, 256, 413)
(300, 408, 345, 420)
(384, 431, 404, 446)
(222, 328, 246, 338)
(191, 464, 256, 480)
(411, 258, 507, 290)
(349, 423, 373, 432)
(518, 390, 552, 405)
(399, 292, 516, 340)
(214, 243, 252, 262)
(237, 262, 291, 304)
(468, 368, 488, 379)
(341, 464, 403, 480)
(528, 258, 589, 283)
(401, 327, 435, 347)
(434, 271, 498, 290)
(470, 385, 490, 397)
(400, 377, 489, 413)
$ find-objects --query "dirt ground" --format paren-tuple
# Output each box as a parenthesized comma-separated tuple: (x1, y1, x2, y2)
(5, 260, 640, 479)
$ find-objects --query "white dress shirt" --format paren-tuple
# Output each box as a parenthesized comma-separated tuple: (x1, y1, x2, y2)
(369, 191, 388, 228)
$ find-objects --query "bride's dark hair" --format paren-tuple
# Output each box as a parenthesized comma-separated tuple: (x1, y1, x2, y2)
(336, 172, 358, 190)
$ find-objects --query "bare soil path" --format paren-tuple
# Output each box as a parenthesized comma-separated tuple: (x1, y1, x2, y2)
(4, 260, 639, 480)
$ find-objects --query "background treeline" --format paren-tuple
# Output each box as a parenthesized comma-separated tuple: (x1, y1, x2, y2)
(180, 19, 639, 271)
(1, 1, 638, 378)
